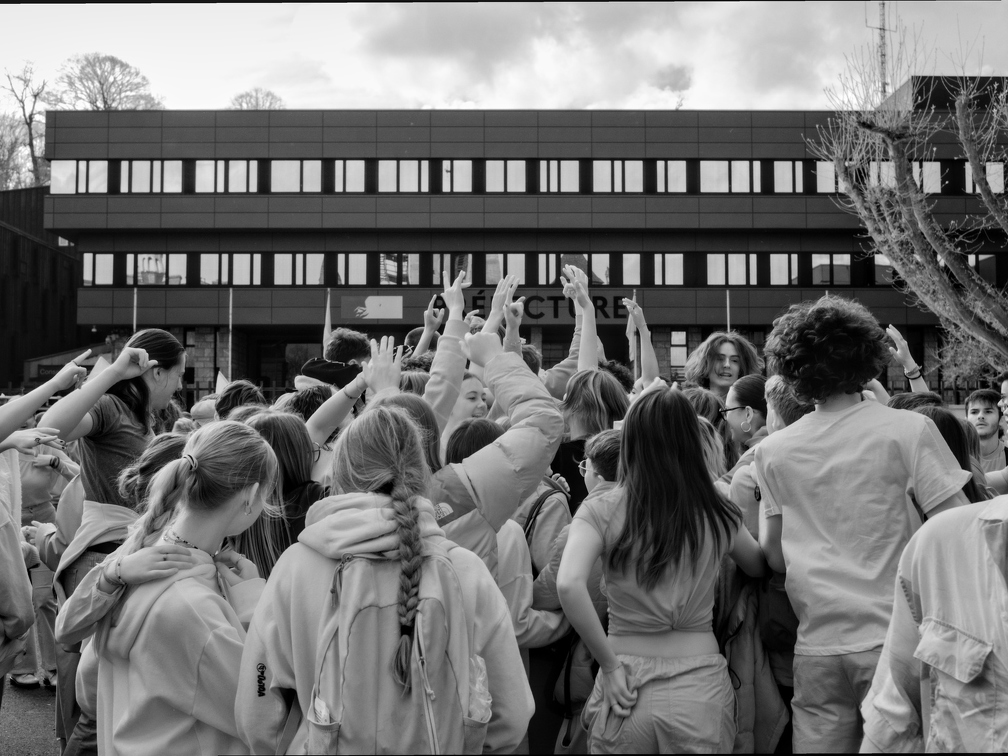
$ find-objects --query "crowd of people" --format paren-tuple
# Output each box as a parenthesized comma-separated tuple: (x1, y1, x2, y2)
(1, 264, 1006, 754)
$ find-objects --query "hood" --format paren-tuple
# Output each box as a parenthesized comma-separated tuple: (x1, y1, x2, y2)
(298, 491, 445, 560)
(101, 546, 218, 658)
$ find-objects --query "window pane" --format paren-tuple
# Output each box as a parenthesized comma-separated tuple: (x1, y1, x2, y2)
(305, 253, 324, 285)
(816, 161, 835, 193)
(833, 254, 850, 285)
(978, 253, 996, 283)
(770, 254, 789, 285)
(486, 160, 504, 192)
(448, 160, 472, 192)
(152, 161, 161, 191)
(731, 161, 749, 193)
(274, 253, 293, 285)
(200, 254, 220, 285)
(137, 253, 165, 285)
(51, 161, 76, 194)
(405, 254, 420, 285)
(921, 162, 941, 193)
(216, 161, 226, 192)
(560, 161, 579, 192)
(664, 254, 683, 285)
(624, 161, 643, 192)
(94, 254, 113, 285)
(345, 160, 364, 192)
(486, 254, 504, 284)
(88, 161, 107, 193)
(233, 254, 251, 285)
(668, 160, 686, 192)
(82, 253, 93, 285)
(380, 254, 402, 285)
(272, 161, 300, 192)
(774, 161, 793, 193)
(707, 254, 726, 285)
(591, 253, 610, 285)
(593, 161, 611, 192)
(303, 161, 322, 192)
(728, 253, 747, 285)
(507, 160, 525, 192)
(77, 162, 87, 193)
(334, 160, 344, 191)
(131, 160, 150, 192)
(168, 254, 186, 285)
(229, 160, 247, 193)
(195, 160, 215, 192)
(752, 161, 761, 192)
(623, 254, 641, 286)
(506, 253, 526, 284)
(396, 161, 417, 192)
(875, 253, 894, 285)
(811, 253, 830, 285)
(700, 161, 729, 192)
(125, 254, 135, 285)
(988, 163, 1005, 194)
(121, 164, 131, 193)
(347, 254, 366, 285)
(163, 161, 182, 192)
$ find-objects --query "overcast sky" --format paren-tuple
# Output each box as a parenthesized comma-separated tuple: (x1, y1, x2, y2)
(2, 2, 1005, 112)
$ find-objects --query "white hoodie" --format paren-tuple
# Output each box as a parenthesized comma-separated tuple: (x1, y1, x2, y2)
(90, 548, 264, 756)
(236, 491, 534, 754)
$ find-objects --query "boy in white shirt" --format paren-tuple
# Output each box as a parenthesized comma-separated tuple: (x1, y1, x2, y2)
(755, 296, 971, 752)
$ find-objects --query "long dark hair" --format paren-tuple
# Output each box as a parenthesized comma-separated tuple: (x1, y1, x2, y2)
(914, 406, 990, 504)
(609, 388, 741, 590)
(108, 329, 185, 433)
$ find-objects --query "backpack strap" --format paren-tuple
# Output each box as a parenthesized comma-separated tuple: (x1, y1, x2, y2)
(524, 478, 569, 581)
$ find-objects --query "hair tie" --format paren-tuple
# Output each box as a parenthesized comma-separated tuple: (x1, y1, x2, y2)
(183, 453, 198, 472)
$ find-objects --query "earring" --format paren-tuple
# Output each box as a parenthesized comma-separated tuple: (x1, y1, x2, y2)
(243, 500, 252, 516)
(741, 419, 752, 434)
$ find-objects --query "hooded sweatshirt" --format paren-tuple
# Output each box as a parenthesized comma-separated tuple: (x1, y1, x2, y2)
(90, 548, 264, 756)
(236, 492, 534, 755)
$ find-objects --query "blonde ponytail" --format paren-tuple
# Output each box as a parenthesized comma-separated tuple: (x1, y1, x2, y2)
(389, 479, 424, 691)
(121, 457, 193, 554)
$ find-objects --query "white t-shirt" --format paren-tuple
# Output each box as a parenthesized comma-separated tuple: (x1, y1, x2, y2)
(754, 400, 971, 656)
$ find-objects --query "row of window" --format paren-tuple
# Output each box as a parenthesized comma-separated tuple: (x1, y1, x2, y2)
(84, 250, 1003, 289)
(53, 158, 1008, 197)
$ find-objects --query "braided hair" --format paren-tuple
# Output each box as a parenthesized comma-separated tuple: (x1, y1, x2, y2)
(330, 405, 431, 691)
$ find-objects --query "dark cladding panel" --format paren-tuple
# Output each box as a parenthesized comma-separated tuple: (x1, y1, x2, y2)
(322, 212, 378, 228)
(163, 127, 216, 143)
(110, 143, 162, 159)
(267, 213, 323, 229)
(374, 142, 431, 158)
(485, 127, 538, 142)
(322, 127, 377, 142)
(645, 213, 700, 229)
(270, 126, 323, 142)
(322, 112, 378, 127)
(592, 143, 647, 159)
(430, 197, 484, 213)
(697, 143, 752, 159)
(430, 213, 485, 228)
(538, 112, 592, 127)
(698, 112, 752, 128)
(215, 126, 270, 143)
(375, 213, 431, 228)
(484, 111, 538, 127)
(645, 142, 699, 159)
(269, 111, 324, 127)
(215, 213, 268, 229)
(322, 142, 377, 158)
(538, 127, 591, 143)
(432, 142, 485, 158)
(484, 213, 537, 228)
(166, 142, 215, 159)
(484, 196, 537, 213)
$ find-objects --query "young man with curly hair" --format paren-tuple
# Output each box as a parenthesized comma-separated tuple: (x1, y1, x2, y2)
(754, 296, 971, 753)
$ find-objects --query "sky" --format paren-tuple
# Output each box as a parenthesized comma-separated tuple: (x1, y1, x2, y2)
(1, 2, 1006, 112)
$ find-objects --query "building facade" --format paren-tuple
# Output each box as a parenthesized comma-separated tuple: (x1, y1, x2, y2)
(42, 105, 1004, 401)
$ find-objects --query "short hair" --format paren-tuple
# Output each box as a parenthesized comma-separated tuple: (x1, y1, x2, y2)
(764, 375, 813, 427)
(887, 391, 943, 411)
(400, 352, 434, 373)
(521, 344, 542, 375)
(600, 360, 635, 393)
(562, 370, 630, 437)
(965, 388, 1003, 419)
(764, 296, 889, 404)
(324, 327, 370, 364)
(727, 374, 767, 418)
(284, 385, 335, 421)
(399, 370, 431, 395)
(444, 418, 505, 465)
(584, 429, 621, 482)
(215, 379, 268, 420)
(684, 331, 763, 389)
(404, 326, 438, 353)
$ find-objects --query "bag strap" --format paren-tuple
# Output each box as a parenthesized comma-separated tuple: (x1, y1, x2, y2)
(276, 694, 303, 756)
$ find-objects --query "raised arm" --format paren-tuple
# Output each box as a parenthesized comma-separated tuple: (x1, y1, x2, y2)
(423, 270, 470, 432)
(0, 353, 87, 444)
(41, 347, 154, 442)
(413, 295, 445, 357)
(562, 265, 598, 374)
(886, 325, 928, 393)
(623, 298, 659, 384)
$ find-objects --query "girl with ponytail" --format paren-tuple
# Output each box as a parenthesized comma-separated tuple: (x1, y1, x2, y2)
(237, 351, 533, 754)
(72, 421, 277, 756)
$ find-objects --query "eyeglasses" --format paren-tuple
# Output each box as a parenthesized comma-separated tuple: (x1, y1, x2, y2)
(719, 406, 746, 416)
(577, 458, 590, 476)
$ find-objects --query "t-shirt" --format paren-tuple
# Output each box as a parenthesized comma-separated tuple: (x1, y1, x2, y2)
(574, 484, 732, 635)
(78, 394, 153, 509)
(754, 400, 971, 656)
(977, 439, 1008, 474)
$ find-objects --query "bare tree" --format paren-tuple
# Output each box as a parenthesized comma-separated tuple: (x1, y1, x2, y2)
(47, 53, 164, 111)
(3, 62, 47, 185)
(812, 28, 1008, 375)
(0, 112, 27, 190)
(229, 87, 285, 110)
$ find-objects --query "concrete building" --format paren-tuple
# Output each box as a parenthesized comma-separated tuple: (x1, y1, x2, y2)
(42, 100, 1003, 402)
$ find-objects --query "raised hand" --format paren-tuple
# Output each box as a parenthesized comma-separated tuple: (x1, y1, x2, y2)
(885, 325, 915, 369)
(0, 427, 64, 455)
(52, 350, 90, 391)
(462, 332, 504, 368)
(441, 269, 469, 317)
(561, 264, 592, 310)
(504, 296, 526, 331)
(622, 298, 649, 332)
(111, 346, 157, 381)
(362, 336, 403, 394)
(423, 295, 445, 332)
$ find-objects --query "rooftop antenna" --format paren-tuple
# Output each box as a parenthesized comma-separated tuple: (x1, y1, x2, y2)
(866, 1, 889, 99)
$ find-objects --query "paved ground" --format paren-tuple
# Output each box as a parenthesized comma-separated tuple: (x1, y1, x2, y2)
(0, 677, 59, 756)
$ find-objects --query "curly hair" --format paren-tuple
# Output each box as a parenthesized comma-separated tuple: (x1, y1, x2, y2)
(764, 296, 889, 404)
(324, 327, 371, 364)
(684, 331, 763, 390)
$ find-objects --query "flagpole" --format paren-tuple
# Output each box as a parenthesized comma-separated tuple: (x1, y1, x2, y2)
(726, 289, 731, 331)
(132, 287, 137, 333)
(228, 287, 233, 380)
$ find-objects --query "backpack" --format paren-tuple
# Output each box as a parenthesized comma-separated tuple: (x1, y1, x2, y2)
(302, 540, 491, 754)
(523, 476, 571, 580)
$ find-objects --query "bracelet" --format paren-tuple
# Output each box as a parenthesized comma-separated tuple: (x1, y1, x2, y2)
(903, 365, 922, 380)
(342, 380, 364, 400)
(103, 555, 126, 587)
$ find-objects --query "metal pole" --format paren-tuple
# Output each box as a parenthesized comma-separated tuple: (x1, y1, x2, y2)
(228, 287, 233, 380)
(726, 289, 731, 331)
(132, 287, 137, 333)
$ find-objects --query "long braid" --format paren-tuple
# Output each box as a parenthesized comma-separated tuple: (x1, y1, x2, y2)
(389, 477, 425, 691)
(121, 458, 191, 555)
